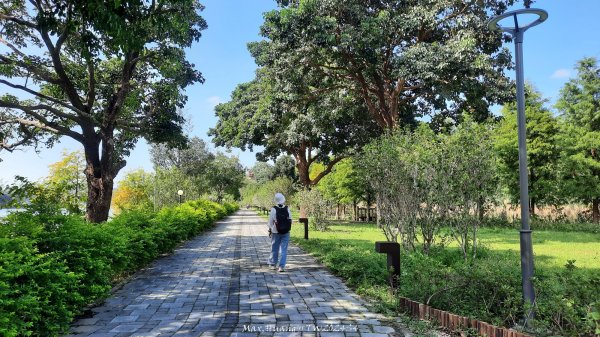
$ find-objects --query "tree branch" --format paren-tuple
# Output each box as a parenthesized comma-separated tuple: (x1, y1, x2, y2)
(0, 79, 85, 119)
(0, 127, 37, 151)
(0, 36, 28, 58)
(103, 52, 139, 126)
(0, 55, 61, 85)
(0, 100, 84, 142)
(0, 14, 37, 29)
(86, 57, 96, 111)
(35, 5, 86, 112)
(310, 156, 345, 186)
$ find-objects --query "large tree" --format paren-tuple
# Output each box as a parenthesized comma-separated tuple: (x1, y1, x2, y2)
(0, 0, 206, 222)
(252, 0, 517, 131)
(556, 57, 600, 223)
(210, 69, 379, 187)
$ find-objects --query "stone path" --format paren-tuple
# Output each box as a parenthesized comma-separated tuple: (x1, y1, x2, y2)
(67, 210, 400, 337)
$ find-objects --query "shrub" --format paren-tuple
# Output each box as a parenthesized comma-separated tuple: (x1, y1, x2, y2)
(222, 202, 239, 214)
(0, 237, 82, 337)
(0, 198, 230, 336)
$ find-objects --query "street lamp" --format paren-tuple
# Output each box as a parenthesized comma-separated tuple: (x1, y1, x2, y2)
(177, 189, 184, 204)
(487, 8, 548, 324)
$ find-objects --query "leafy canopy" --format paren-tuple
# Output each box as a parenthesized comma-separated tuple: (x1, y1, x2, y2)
(252, 0, 517, 129)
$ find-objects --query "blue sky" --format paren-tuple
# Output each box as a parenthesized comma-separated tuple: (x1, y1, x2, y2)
(1, 0, 599, 185)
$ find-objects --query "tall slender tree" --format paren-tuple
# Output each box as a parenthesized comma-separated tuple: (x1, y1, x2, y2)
(0, 0, 206, 222)
(556, 57, 600, 223)
(494, 86, 560, 215)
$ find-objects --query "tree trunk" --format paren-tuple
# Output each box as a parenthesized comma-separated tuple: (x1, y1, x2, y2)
(85, 168, 115, 223)
(353, 199, 357, 221)
(83, 131, 123, 223)
(477, 196, 484, 221)
(530, 197, 536, 217)
(593, 198, 599, 224)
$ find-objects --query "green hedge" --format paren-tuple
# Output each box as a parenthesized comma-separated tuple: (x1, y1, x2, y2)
(0, 199, 238, 337)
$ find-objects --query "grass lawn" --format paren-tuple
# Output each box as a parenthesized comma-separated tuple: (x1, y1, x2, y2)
(289, 219, 600, 271)
(476, 227, 600, 270)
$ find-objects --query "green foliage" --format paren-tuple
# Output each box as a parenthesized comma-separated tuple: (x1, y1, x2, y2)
(255, 0, 516, 130)
(149, 137, 215, 206)
(494, 85, 561, 212)
(244, 177, 296, 210)
(210, 49, 380, 187)
(3, 176, 76, 218)
(0, 237, 82, 337)
(297, 188, 331, 231)
(0, 198, 236, 336)
(150, 137, 215, 178)
(556, 57, 600, 221)
(317, 158, 369, 208)
(251, 162, 276, 184)
(205, 153, 245, 203)
(111, 169, 154, 214)
(44, 150, 87, 214)
(358, 118, 497, 258)
(0, 0, 207, 222)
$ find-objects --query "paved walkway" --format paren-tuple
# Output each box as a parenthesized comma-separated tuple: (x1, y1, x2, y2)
(67, 210, 400, 337)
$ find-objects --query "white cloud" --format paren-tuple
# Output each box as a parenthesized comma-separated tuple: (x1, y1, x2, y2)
(551, 69, 571, 79)
(206, 96, 222, 108)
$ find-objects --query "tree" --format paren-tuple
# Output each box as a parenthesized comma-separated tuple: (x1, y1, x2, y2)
(251, 162, 275, 184)
(206, 153, 245, 203)
(0, 0, 206, 222)
(273, 155, 297, 182)
(210, 70, 379, 188)
(359, 119, 498, 257)
(111, 169, 152, 214)
(150, 137, 214, 177)
(45, 149, 86, 214)
(556, 57, 600, 223)
(441, 118, 498, 259)
(317, 158, 369, 220)
(253, 0, 516, 131)
(494, 86, 560, 215)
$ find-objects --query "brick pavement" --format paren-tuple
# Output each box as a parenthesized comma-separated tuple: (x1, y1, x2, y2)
(66, 210, 400, 337)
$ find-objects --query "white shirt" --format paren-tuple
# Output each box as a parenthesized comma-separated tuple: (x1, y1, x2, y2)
(268, 204, 293, 233)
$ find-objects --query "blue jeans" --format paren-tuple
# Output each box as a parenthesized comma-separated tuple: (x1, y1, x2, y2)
(269, 232, 290, 268)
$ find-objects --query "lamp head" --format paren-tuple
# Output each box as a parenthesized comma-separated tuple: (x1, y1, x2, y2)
(177, 190, 184, 196)
(487, 8, 548, 34)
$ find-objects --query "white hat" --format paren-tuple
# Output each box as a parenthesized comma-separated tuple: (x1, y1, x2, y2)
(273, 193, 286, 205)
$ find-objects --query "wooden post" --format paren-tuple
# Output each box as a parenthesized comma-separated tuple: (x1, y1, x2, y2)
(375, 241, 400, 287)
(299, 218, 309, 240)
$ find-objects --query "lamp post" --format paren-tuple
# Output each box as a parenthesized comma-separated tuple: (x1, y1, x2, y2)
(177, 189, 184, 204)
(487, 8, 548, 324)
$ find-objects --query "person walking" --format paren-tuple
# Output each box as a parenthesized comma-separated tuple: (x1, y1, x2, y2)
(268, 193, 293, 272)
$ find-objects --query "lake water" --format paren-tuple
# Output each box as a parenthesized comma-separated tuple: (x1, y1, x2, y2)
(0, 209, 17, 218)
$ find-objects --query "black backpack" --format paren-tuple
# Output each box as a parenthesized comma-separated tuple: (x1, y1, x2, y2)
(274, 205, 292, 234)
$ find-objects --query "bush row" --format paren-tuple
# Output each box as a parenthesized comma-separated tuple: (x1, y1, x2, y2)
(0, 200, 238, 337)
